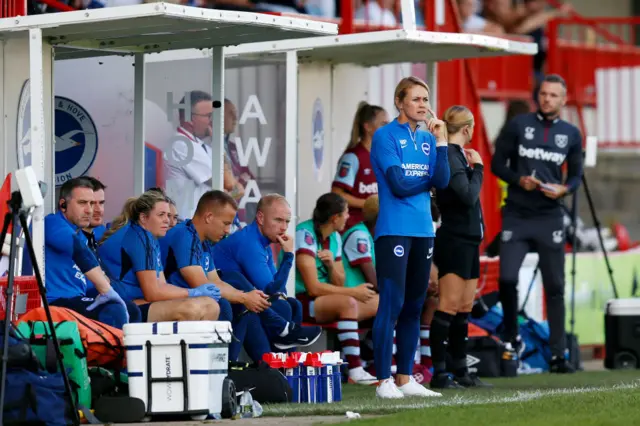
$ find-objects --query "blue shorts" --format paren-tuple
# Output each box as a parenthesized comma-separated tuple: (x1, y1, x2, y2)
(50, 295, 141, 329)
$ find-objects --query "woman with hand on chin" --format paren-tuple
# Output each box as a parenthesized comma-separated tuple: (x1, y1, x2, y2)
(370, 76, 450, 399)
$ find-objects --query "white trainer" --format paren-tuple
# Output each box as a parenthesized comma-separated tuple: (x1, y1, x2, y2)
(376, 378, 404, 399)
(348, 366, 379, 385)
(398, 376, 443, 397)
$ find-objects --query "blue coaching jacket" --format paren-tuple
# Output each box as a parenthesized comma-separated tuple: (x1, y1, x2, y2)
(371, 118, 450, 239)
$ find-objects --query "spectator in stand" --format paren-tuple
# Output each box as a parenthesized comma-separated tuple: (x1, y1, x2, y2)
(165, 90, 215, 220)
(223, 99, 248, 202)
(482, 0, 573, 85)
(331, 102, 388, 232)
(160, 190, 272, 361)
(513, 0, 574, 91)
(45, 178, 140, 329)
(223, 98, 250, 232)
(98, 190, 223, 322)
(355, 0, 397, 26)
(295, 192, 379, 385)
(457, 0, 504, 34)
(212, 193, 323, 350)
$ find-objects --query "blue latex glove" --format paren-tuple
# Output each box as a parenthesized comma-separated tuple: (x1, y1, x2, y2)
(86, 288, 130, 324)
(188, 284, 221, 302)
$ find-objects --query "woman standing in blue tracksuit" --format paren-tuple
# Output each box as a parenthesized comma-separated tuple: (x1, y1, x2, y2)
(370, 76, 451, 399)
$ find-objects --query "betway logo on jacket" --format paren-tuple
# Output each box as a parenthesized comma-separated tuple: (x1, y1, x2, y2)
(402, 163, 429, 177)
(518, 145, 566, 165)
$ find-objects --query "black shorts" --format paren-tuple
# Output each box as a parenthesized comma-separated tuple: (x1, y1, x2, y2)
(434, 232, 480, 280)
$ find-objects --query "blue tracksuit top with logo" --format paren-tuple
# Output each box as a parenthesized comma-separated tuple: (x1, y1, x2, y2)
(44, 211, 101, 301)
(370, 118, 450, 239)
(212, 221, 294, 295)
(159, 220, 213, 289)
(491, 112, 583, 218)
(97, 222, 163, 301)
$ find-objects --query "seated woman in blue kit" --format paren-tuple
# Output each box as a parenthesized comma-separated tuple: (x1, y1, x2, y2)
(98, 190, 222, 323)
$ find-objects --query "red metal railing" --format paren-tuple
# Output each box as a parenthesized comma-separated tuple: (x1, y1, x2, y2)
(429, 0, 503, 249)
(547, 17, 640, 148)
(39, 0, 75, 12)
(1, 0, 26, 17)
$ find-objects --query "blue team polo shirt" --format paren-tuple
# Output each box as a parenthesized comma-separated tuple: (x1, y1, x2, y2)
(370, 118, 439, 239)
(44, 211, 99, 301)
(159, 220, 213, 289)
(212, 221, 293, 293)
(97, 222, 163, 301)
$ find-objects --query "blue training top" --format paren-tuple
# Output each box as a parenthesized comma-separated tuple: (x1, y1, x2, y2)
(212, 221, 293, 294)
(97, 222, 163, 301)
(159, 220, 213, 289)
(370, 118, 450, 239)
(44, 211, 101, 301)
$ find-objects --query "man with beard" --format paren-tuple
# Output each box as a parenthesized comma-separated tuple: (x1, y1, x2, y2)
(491, 74, 583, 374)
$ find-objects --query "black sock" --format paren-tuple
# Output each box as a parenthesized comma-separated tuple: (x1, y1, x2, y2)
(449, 312, 470, 377)
(430, 310, 454, 375)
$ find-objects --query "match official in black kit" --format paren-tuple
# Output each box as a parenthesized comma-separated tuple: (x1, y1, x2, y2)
(430, 105, 490, 389)
(491, 74, 583, 374)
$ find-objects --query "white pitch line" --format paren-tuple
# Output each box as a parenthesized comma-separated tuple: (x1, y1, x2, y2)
(266, 381, 640, 415)
(377, 380, 640, 411)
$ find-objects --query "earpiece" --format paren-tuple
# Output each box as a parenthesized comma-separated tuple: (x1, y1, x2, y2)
(60, 200, 67, 210)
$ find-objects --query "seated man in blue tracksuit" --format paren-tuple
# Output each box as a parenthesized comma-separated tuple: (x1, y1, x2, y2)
(45, 177, 141, 329)
(212, 194, 322, 350)
(160, 190, 271, 361)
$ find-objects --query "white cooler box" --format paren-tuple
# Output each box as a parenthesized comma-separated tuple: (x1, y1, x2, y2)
(605, 298, 640, 370)
(124, 321, 237, 420)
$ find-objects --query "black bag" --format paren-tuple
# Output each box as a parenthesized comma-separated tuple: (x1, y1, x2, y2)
(87, 368, 146, 424)
(1, 323, 74, 426)
(466, 336, 504, 378)
(228, 362, 292, 404)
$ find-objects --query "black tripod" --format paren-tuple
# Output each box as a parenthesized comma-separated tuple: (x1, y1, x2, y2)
(519, 172, 619, 363)
(0, 191, 79, 425)
(568, 173, 619, 332)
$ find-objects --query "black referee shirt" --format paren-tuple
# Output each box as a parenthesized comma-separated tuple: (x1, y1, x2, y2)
(435, 144, 484, 242)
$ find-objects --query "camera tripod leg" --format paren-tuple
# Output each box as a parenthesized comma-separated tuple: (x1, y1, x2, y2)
(0, 211, 21, 426)
(16, 210, 80, 425)
(581, 175, 618, 299)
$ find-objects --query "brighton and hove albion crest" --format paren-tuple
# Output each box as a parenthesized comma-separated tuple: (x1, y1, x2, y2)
(17, 82, 98, 186)
(16, 79, 32, 169)
(312, 98, 324, 182)
(54, 97, 99, 186)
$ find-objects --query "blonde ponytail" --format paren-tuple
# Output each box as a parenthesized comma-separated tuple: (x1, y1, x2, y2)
(99, 190, 169, 244)
(344, 101, 386, 153)
(99, 197, 137, 244)
(442, 105, 474, 137)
